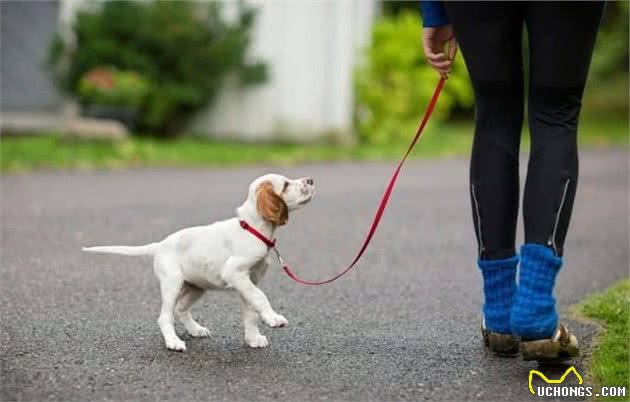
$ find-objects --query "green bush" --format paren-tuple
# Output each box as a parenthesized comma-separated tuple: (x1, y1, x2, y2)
(77, 67, 150, 108)
(49, 1, 267, 136)
(354, 11, 473, 145)
(583, 1, 629, 117)
(590, 2, 629, 80)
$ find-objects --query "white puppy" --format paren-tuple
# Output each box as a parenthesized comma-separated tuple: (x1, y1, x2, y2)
(83, 174, 314, 351)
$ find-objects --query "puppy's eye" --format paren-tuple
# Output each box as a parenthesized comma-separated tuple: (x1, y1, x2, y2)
(283, 181, 290, 191)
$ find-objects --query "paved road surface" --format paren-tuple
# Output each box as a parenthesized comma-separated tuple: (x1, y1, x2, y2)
(1, 150, 628, 401)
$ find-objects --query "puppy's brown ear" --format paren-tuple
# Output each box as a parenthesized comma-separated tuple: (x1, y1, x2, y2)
(256, 181, 288, 226)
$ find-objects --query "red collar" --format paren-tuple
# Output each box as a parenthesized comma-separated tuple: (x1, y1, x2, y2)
(239, 220, 276, 248)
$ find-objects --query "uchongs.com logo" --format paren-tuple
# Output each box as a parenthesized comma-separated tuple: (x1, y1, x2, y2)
(528, 366, 627, 398)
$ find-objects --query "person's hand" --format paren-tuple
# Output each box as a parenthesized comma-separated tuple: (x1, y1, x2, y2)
(422, 25, 458, 78)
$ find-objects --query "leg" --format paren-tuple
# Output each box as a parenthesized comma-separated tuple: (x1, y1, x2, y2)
(445, 1, 525, 260)
(512, 1, 605, 343)
(444, 3, 523, 341)
(175, 283, 210, 338)
(523, 1, 605, 255)
(154, 255, 186, 351)
(222, 261, 287, 328)
(240, 296, 268, 348)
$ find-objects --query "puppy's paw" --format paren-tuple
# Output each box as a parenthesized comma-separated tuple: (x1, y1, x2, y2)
(245, 334, 269, 348)
(262, 313, 288, 328)
(165, 337, 187, 352)
(188, 326, 211, 338)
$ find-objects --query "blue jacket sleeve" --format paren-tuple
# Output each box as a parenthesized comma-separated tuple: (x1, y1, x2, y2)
(420, 1, 450, 27)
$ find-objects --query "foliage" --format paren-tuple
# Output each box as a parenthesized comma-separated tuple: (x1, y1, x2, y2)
(381, 1, 421, 16)
(354, 11, 473, 145)
(2, 116, 626, 173)
(578, 280, 630, 401)
(77, 67, 149, 108)
(590, 2, 629, 80)
(583, 1, 629, 117)
(378, 1, 629, 120)
(49, 1, 267, 136)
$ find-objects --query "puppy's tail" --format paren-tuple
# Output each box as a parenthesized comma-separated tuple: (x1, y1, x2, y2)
(82, 243, 159, 257)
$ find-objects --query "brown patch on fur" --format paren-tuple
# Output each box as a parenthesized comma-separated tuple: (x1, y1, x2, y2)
(256, 181, 288, 226)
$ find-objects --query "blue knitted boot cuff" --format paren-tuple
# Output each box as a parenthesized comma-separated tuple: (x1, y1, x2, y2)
(510, 244, 563, 340)
(478, 255, 519, 334)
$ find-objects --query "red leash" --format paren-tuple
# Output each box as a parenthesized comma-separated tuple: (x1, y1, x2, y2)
(243, 77, 446, 286)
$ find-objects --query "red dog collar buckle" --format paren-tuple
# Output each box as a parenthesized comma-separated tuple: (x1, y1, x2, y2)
(239, 220, 276, 248)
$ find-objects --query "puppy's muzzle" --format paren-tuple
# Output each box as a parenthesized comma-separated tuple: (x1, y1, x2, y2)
(301, 177, 314, 195)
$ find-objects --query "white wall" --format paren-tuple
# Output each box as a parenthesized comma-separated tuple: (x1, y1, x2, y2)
(58, 0, 378, 141)
(189, 0, 377, 142)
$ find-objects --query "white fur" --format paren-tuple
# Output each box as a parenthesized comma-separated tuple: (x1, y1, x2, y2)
(83, 173, 314, 351)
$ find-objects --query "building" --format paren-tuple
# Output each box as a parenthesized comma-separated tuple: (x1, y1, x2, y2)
(0, 0, 377, 141)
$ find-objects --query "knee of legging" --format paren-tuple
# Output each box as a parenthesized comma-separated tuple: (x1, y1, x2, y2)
(473, 80, 524, 119)
(472, 80, 524, 147)
(527, 130, 579, 177)
(528, 84, 584, 135)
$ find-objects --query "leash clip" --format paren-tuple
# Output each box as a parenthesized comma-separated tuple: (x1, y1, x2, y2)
(272, 246, 285, 266)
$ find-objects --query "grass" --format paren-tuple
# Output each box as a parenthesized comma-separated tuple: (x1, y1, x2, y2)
(577, 279, 630, 401)
(1, 116, 627, 173)
(0, 122, 470, 173)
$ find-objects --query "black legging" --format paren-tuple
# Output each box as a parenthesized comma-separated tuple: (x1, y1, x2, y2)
(444, 2, 605, 259)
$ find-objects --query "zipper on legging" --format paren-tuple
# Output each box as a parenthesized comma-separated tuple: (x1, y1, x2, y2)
(471, 184, 485, 256)
(547, 178, 570, 255)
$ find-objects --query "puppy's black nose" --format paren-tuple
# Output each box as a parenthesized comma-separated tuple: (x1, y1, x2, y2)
(305, 177, 314, 185)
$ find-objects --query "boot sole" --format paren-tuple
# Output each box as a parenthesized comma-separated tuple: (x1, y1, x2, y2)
(482, 325, 520, 357)
(521, 339, 579, 362)
(521, 324, 579, 363)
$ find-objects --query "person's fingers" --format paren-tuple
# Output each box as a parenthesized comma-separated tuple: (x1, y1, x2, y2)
(432, 64, 450, 75)
(428, 62, 447, 75)
(428, 58, 452, 72)
(428, 59, 453, 71)
(422, 26, 456, 78)
(438, 62, 453, 73)
(426, 51, 447, 62)
(422, 40, 447, 61)
(447, 37, 458, 62)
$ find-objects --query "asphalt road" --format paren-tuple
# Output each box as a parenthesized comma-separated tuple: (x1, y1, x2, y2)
(1, 150, 628, 401)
